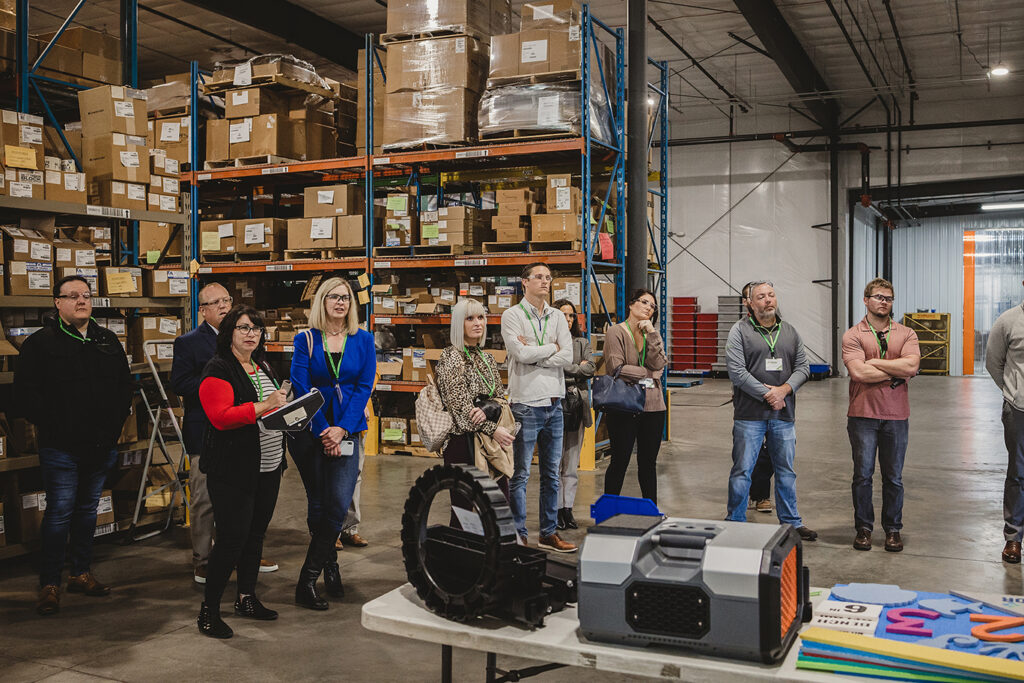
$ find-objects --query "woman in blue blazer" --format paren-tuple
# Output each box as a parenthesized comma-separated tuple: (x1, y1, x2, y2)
(289, 276, 376, 610)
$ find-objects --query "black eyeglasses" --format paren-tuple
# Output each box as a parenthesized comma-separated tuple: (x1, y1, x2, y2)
(325, 293, 351, 303)
(235, 324, 263, 336)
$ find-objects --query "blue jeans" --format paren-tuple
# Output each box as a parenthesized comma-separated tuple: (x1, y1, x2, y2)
(510, 403, 564, 537)
(38, 447, 118, 587)
(848, 417, 909, 533)
(1000, 402, 1024, 543)
(290, 432, 362, 535)
(727, 420, 803, 527)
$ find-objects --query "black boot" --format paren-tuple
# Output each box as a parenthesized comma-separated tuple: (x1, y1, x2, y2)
(295, 530, 333, 610)
(198, 602, 233, 639)
(556, 508, 567, 531)
(323, 550, 345, 598)
(563, 508, 578, 530)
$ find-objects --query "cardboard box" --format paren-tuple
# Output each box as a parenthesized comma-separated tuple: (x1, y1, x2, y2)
(303, 184, 363, 218)
(545, 173, 581, 213)
(228, 114, 300, 160)
(53, 238, 95, 268)
(2, 168, 44, 199)
(380, 417, 408, 445)
(58, 266, 99, 294)
(489, 33, 519, 79)
(531, 213, 581, 241)
(43, 164, 86, 204)
(199, 219, 235, 255)
(129, 314, 181, 343)
(383, 89, 479, 149)
(491, 214, 529, 231)
(81, 133, 150, 183)
(338, 215, 368, 249)
(377, 361, 403, 380)
(521, 0, 582, 30)
(402, 347, 432, 382)
(147, 189, 179, 214)
(0, 110, 45, 169)
(386, 0, 512, 37)
(38, 26, 120, 59)
(143, 268, 190, 297)
(151, 116, 190, 156)
(386, 36, 489, 94)
(2, 226, 52, 263)
(88, 179, 147, 211)
(78, 85, 148, 138)
(138, 221, 182, 261)
(81, 52, 122, 85)
(149, 151, 180, 177)
(287, 217, 336, 251)
(224, 86, 287, 119)
(495, 188, 540, 215)
(489, 28, 580, 77)
(235, 218, 285, 253)
(71, 225, 112, 256)
(150, 173, 180, 197)
(96, 489, 114, 525)
(101, 265, 142, 296)
(383, 216, 416, 247)
(20, 491, 45, 542)
(426, 206, 491, 222)
(205, 118, 229, 162)
(6, 260, 51, 295)
(549, 275, 616, 316)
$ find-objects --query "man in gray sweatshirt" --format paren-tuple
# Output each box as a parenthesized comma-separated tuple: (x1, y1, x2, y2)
(725, 281, 817, 541)
(985, 295, 1024, 564)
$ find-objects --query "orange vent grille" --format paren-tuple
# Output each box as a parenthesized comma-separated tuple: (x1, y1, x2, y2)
(779, 546, 798, 639)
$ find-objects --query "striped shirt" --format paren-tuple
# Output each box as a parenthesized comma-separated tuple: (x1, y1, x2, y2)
(251, 368, 284, 472)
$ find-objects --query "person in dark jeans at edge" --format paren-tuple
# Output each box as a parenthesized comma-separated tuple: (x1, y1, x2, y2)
(842, 277, 920, 553)
(14, 275, 133, 616)
(724, 280, 817, 541)
(170, 283, 279, 584)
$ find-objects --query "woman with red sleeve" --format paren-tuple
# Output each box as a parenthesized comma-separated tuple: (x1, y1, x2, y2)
(196, 305, 287, 639)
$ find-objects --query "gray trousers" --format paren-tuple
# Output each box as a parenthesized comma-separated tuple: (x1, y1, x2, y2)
(343, 449, 365, 532)
(189, 455, 215, 569)
(558, 421, 586, 509)
(1002, 402, 1024, 542)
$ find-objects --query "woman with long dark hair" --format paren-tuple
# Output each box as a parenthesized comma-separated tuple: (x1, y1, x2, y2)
(196, 306, 288, 639)
(601, 289, 668, 504)
(553, 298, 596, 530)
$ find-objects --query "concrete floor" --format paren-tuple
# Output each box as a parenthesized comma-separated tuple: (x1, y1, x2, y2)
(1, 376, 1021, 682)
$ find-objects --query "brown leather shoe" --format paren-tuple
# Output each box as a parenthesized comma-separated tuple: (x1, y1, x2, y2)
(538, 532, 577, 553)
(335, 538, 344, 551)
(37, 585, 60, 616)
(340, 531, 368, 547)
(853, 528, 872, 551)
(66, 572, 110, 596)
(884, 531, 903, 552)
(1003, 540, 1022, 564)
(796, 526, 818, 542)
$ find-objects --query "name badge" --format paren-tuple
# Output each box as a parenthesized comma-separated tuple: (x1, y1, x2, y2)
(639, 378, 655, 389)
(765, 358, 783, 371)
(339, 439, 355, 456)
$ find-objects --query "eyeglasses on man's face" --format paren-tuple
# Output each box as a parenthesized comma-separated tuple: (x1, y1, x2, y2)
(56, 292, 92, 302)
(325, 293, 351, 304)
(200, 296, 233, 308)
(868, 294, 894, 303)
(234, 324, 263, 336)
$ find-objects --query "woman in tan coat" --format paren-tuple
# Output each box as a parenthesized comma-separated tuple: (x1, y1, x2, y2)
(601, 288, 668, 504)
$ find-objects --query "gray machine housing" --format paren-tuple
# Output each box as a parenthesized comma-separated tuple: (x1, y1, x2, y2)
(577, 515, 808, 663)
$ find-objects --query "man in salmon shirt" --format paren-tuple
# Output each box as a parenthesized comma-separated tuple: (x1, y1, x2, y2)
(842, 278, 920, 553)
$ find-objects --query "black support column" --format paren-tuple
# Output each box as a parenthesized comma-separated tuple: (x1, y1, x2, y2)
(626, 0, 648, 294)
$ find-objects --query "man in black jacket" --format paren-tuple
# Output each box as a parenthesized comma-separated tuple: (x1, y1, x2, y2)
(15, 275, 133, 616)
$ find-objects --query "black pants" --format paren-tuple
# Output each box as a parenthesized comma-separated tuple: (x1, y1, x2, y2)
(205, 469, 281, 609)
(750, 441, 774, 501)
(603, 410, 666, 505)
(442, 433, 510, 527)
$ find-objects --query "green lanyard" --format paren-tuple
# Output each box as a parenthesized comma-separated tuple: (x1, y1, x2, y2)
(750, 317, 781, 357)
(872, 327, 890, 359)
(58, 317, 91, 343)
(624, 322, 647, 366)
(519, 302, 549, 346)
(322, 330, 348, 380)
(247, 361, 264, 401)
(464, 346, 498, 398)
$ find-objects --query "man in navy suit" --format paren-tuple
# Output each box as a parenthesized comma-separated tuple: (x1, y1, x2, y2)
(171, 283, 277, 582)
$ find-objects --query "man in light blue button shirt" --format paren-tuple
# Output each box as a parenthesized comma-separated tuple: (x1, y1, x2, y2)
(501, 262, 576, 553)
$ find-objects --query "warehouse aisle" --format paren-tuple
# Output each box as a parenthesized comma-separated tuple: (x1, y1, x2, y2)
(1, 376, 1020, 682)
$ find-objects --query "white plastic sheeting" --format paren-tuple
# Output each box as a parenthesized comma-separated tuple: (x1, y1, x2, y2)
(849, 204, 879, 317)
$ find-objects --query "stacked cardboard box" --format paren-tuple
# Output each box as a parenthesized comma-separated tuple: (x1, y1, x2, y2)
(493, 187, 540, 242)
(33, 26, 121, 87)
(147, 152, 180, 214)
(78, 86, 151, 210)
(100, 265, 142, 297)
(147, 115, 190, 166)
(19, 489, 114, 543)
(139, 220, 182, 263)
(235, 218, 286, 257)
(2, 226, 52, 296)
(71, 225, 113, 265)
(286, 184, 367, 253)
(143, 267, 190, 297)
(382, 190, 418, 248)
(53, 237, 97, 293)
(43, 156, 86, 204)
(419, 205, 492, 251)
(0, 111, 45, 196)
(199, 219, 236, 260)
(128, 314, 180, 361)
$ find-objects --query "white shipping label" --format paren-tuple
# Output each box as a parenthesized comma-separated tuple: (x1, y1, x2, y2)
(163, 178, 179, 194)
(157, 343, 174, 360)
(160, 195, 177, 212)
(66, 174, 83, 191)
(217, 223, 234, 238)
(498, 296, 512, 307)
(233, 62, 252, 86)
(455, 37, 466, 53)
(412, 356, 426, 369)
(61, 159, 76, 172)
(108, 319, 126, 334)
(169, 279, 188, 295)
(533, 4, 555, 19)
(45, 170, 61, 184)
(160, 122, 181, 142)
(30, 242, 50, 260)
(382, 297, 395, 308)
(0, 515, 4, 533)
(469, 284, 485, 296)
(38, 493, 48, 511)
(232, 90, 249, 105)
(10, 261, 25, 275)
(521, 39, 548, 63)
(150, 176, 163, 191)
(412, 92, 422, 108)
(550, 176, 568, 187)
(569, 25, 580, 41)
(20, 125, 42, 144)
(13, 238, 27, 253)
(19, 170, 42, 183)
(57, 248, 71, 262)
(4, 169, 14, 180)
(97, 496, 113, 515)
(119, 151, 140, 168)
(114, 101, 135, 118)
(23, 492, 38, 508)
(537, 95, 560, 126)
(2, 110, 16, 124)
(159, 319, 178, 335)
(317, 189, 335, 204)
(310, 217, 333, 239)
(244, 223, 265, 245)
(229, 121, 251, 143)
(10, 181, 33, 197)
(20, 112, 43, 125)
(96, 228, 111, 239)
(112, 133, 126, 146)
(28, 271, 50, 289)
(556, 186, 571, 211)
(76, 250, 95, 266)
(155, 271, 168, 282)
(112, 181, 126, 195)
(144, 317, 156, 329)
(127, 184, 146, 200)
(165, 158, 180, 174)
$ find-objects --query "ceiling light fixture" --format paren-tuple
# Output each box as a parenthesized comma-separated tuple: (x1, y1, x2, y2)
(981, 202, 1024, 211)
(989, 65, 1010, 77)
(647, 98, 655, 106)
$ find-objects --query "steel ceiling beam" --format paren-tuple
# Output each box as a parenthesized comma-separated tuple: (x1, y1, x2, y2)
(177, 0, 360, 71)
(733, 0, 838, 128)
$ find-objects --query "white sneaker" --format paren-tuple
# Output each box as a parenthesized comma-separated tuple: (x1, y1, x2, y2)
(194, 567, 207, 584)
(259, 559, 279, 573)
